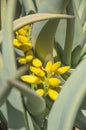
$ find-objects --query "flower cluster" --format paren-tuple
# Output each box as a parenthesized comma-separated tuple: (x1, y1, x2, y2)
(13, 25, 70, 101)
(13, 25, 34, 64)
(21, 58, 70, 101)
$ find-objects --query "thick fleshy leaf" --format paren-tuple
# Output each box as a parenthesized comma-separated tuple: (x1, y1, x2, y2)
(63, 1, 75, 65)
(75, 110, 86, 130)
(70, 0, 86, 67)
(55, 0, 84, 66)
(8, 79, 46, 119)
(0, 13, 74, 44)
(25, 111, 34, 130)
(8, 79, 46, 127)
(0, 104, 8, 129)
(48, 58, 86, 130)
(76, 0, 86, 32)
(75, 95, 86, 129)
(0, 1, 32, 129)
(32, 0, 71, 62)
(71, 32, 86, 67)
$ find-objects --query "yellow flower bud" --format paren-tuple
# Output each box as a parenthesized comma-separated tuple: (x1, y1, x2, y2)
(17, 28, 27, 35)
(26, 55, 33, 62)
(30, 66, 45, 77)
(26, 50, 33, 56)
(20, 42, 32, 52)
(21, 75, 41, 84)
(25, 50, 33, 62)
(49, 78, 61, 87)
(17, 35, 29, 43)
(32, 58, 42, 67)
(22, 25, 30, 30)
(36, 89, 44, 96)
(48, 89, 59, 101)
(50, 61, 61, 73)
(18, 57, 27, 64)
(13, 39, 21, 49)
(45, 61, 52, 72)
(56, 66, 70, 75)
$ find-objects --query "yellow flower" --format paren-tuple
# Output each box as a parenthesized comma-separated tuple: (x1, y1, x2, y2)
(45, 61, 61, 75)
(17, 28, 27, 36)
(13, 39, 21, 49)
(21, 75, 41, 84)
(17, 35, 29, 43)
(32, 58, 42, 67)
(18, 57, 27, 64)
(49, 78, 61, 87)
(22, 25, 30, 30)
(20, 59, 70, 101)
(45, 61, 52, 73)
(26, 50, 33, 56)
(26, 50, 34, 62)
(20, 42, 32, 52)
(36, 89, 44, 96)
(48, 89, 59, 101)
(26, 55, 33, 62)
(50, 61, 61, 73)
(56, 66, 70, 75)
(30, 66, 45, 77)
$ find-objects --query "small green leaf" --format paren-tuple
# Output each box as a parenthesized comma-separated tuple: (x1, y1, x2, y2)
(22, 0, 36, 14)
(72, 33, 86, 67)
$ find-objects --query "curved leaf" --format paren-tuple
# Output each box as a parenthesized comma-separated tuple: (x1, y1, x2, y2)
(63, 1, 75, 65)
(0, 13, 74, 44)
(0, 110, 7, 130)
(25, 111, 34, 130)
(75, 110, 86, 129)
(0, 1, 32, 130)
(55, 0, 85, 66)
(72, 33, 86, 67)
(48, 58, 86, 130)
(8, 79, 46, 117)
(75, 95, 86, 129)
(32, 0, 71, 62)
(2, 0, 16, 78)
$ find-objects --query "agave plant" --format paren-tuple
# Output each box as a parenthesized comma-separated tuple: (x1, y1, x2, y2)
(0, 0, 86, 130)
